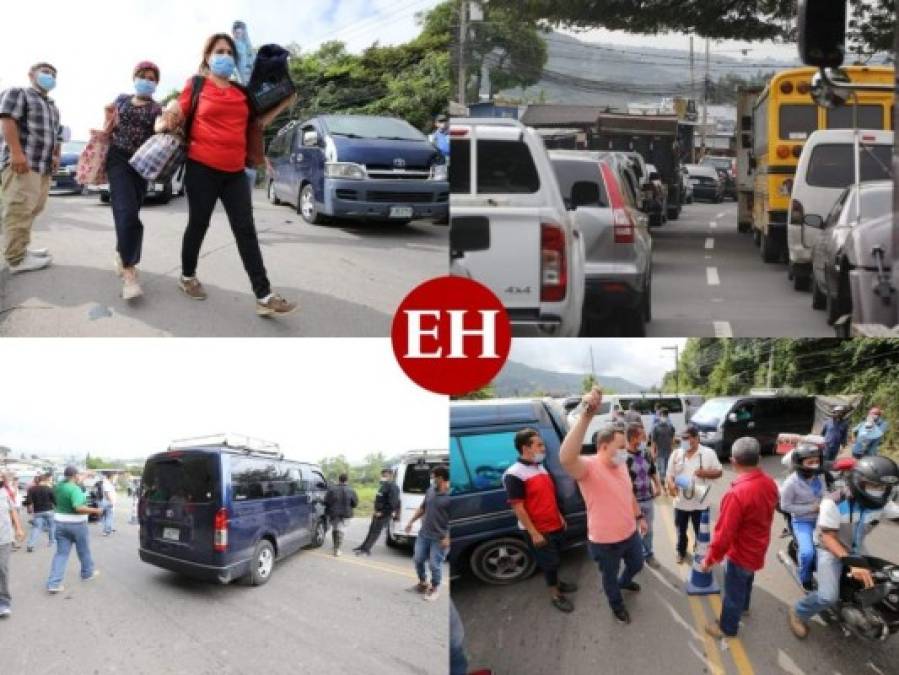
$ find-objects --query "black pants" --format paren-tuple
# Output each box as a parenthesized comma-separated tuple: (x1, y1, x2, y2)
(358, 514, 390, 552)
(107, 145, 147, 268)
(526, 529, 565, 587)
(182, 159, 271, 299)
(674, 508, 703, 558)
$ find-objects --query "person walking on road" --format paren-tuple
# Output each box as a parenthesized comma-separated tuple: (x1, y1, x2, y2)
(624, 401, 642, 426)
(405, 465, 450, 602)
(666, 425, 723, 565)
(25, 472, 55, 552)
(430, 115, 449, 160)
(650, 407, 676, 488)
(103, 61, 163, 300)
(324, 473, 358, 557)
(560, 387, 649, 625)
(0, 62, 60, 275)
(99, 474, 117, 536)
(780, 440, 825, 591)
(353, 468, 400, 556)
(46, 466, 103, 594)
(625, 424, 662, 570)
(0, 480, 26, 618)
(502, 428, 577, 613)
(699, 437, 779, 639)
(157, 33, 296, 316)
(821, 405, 850, 462)
(2, 472, 22, 551)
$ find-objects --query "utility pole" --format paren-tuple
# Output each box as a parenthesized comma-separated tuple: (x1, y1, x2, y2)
(701, 39, 709, 160)
(662, 346, 680, 393)
(689, 37, 695, 163)
(458, 0, 468, 106)
(766, 340, 776, 390)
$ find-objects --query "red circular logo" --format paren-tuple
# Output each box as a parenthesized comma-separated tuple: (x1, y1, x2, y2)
(391, 276, 512, 396)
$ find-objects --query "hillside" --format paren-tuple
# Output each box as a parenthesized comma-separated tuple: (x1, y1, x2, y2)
(492, 360, 644, 398)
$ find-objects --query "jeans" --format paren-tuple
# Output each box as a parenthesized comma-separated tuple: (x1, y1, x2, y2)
(28, 510, 56, 548)
(587, 531, 644, 611)
(107, 145, 148, 267)
(414, 534, 447, 588)
(525, 529, 565, 587)
(0, 543, 10, 610)
(450, 601, 468, 675)
(793, 518, 817, 584)
(47, 520, 95, 589)
(357, 514, 390, 552)
(182, 159, 272, 299)
(794, 547, 842, 621)
(100, 500, 115, 534)
(656, 450, 670, 482)
(638, 499, 655, 559)
(719, 559, 754, 636)
(674, 508, 703, 558)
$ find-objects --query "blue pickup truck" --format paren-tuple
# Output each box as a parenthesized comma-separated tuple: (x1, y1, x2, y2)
(266, 114, 448, 226)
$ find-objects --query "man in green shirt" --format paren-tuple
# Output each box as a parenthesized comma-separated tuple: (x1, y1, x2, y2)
(46, 466, 102, 593)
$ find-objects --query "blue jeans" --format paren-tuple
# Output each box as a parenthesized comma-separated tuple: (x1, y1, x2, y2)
(587, 531, 644, 611)
(47, 520, 95, 589)
(638, 499, 655, 559)
(793, 519, 816, 584)
(28, 510, 56, 548)
(100, 500, 115, 534)
(414, 534, 447, 589)
(794, 548, 841, 621)
(719, 559, 754, 636)
(450, 601, 468, 675)
(656, 450, 670, 483)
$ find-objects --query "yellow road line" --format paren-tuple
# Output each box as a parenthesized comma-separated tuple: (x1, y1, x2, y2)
(708, 595, 755, 675)
(310, 551, 419, 580)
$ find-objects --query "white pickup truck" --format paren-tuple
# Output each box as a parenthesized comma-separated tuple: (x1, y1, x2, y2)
(449, 118, 586, 337)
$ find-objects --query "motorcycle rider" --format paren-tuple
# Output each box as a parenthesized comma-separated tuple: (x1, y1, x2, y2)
(779, 441, 825, 591)
(788, 455, 899, 639)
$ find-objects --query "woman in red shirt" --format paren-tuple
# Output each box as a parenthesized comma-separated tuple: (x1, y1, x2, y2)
(170, 33, 295, 316)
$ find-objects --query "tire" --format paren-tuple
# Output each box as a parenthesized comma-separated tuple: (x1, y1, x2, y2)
(247, 539, 275, 586)
(760, 231, 779, 263)
(667, 206, 680, 221)
(811, 274, 826, 310)
(469, 537, 536, 585)
(100, 191, 110, 204)
(385, 528, 401, 548)
(304, 518, 326, 549)
(268, 180, 281, 205)
(620, 308, 647, 337)
(299, 184, 327, 225)
(158, 184, 172, 205)
(792, 269, 811, 292)
(753, 229, 761, 248)
(737, 222, 750, 234)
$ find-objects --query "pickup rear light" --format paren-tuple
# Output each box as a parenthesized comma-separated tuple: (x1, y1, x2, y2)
(540, 222, 567, 302)
(776, 145, 790, 160)
(798, 81, 811, 95)
(790, 199, 805, 225)
(613, 208, 635, 244)
(780, 81, 794, 95)
(213, 507, 229, 552)
(599, 161, 635, 245)
(449, 128, 469, 137)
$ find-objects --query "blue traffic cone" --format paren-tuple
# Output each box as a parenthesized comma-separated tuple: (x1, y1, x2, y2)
(685, 508, 720, 595)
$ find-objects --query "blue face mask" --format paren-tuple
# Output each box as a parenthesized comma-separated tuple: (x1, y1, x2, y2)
(134, 78, 157, 97)
(208, 54, 236, 79)
(35, 72, 56, 92)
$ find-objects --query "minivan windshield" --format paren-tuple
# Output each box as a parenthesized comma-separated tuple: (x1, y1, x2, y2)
(321, 116, 426, 142)
(142, 453, 217, 504)
(691, 399, 735, 428)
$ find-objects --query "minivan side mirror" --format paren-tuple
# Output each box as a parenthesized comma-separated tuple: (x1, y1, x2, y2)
(797, 0, 846, 68)
(450, 216, 490, 253)
(316, 481, 328, 490)
(571, 181, 600, 209)
(302, 130, 319, 147)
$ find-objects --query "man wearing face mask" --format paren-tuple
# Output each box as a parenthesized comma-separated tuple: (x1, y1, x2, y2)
(353, 468, 400, 556)
(789, 455, 899, 640)
(405, 465, 450, 602)
(780, 441, 825, 591)
(852, 407, 887, 458)
(666, 425, 723, 565)
(821, 406, 849, 462)
(625, 424, 662, 569)
(560, 387, 649, 625)
(0, 62, 61, 274)
(503, 428, 576, 612)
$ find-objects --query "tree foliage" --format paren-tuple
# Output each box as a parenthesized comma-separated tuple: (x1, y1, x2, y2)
(848, 0, 896, 58)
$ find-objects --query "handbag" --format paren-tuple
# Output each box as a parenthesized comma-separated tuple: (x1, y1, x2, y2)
(129, 133, 186, 182)
(75, 129, 111, 186)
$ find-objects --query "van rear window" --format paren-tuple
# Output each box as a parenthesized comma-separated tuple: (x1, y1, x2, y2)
(142, 455, 217, 504)
(477, 140, 540, 194)
(402, 463, 438, 494)
(619, 398, 683, 414)
(806, 143, 893, 189)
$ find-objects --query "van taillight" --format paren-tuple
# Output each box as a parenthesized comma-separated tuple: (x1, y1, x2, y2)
(540, 223, 567, 302)
(790, 199, 805, 225)
(600, 162, 635, 244)
(213, 508, 229, 552)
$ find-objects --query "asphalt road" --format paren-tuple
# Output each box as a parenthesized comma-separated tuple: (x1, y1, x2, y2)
(452, 453, 899, 675)
(648, 200, 833, 338)
(0, 191, 446, 337)
(2, 505, 447, 674)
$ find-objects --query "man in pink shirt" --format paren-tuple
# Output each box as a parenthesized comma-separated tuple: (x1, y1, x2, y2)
(561, 388, 649, 625)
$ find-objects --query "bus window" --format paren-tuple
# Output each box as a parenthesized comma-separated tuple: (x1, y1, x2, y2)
(779, 104, 818, 140)
(826, 105, 885, 130)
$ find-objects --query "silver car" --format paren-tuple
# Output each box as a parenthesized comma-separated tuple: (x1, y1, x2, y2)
(548, 150, 652, 337)
(840, 211, 895, 336)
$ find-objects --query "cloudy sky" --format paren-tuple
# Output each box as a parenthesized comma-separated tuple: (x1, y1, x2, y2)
(0, 340, 446, 464)
(0, 0, 441, 139)
(509, 338, 689, 388)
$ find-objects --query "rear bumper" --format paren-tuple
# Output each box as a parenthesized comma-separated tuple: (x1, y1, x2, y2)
(322, 178, 449, 221)
(693, 185, 721, 199)
(138, 547, 251, 584)
(584, 273, 643, 318)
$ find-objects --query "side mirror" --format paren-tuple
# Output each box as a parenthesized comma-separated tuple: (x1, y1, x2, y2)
(316, 481, 328, 490)
(302, 130, 319, 147)
(798, 0, 847, 68)
(727, 413, 738, 423)
(804, 214, 825, 229)
(571, 180, 600, 209)
(811, 69, 852, 109)
(450, 216, 490, 253)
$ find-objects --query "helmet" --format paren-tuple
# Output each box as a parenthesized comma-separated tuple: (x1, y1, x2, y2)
(848, 456, 899, 510)
(831, 405, 848, 417)
(791, 439, 823, 477)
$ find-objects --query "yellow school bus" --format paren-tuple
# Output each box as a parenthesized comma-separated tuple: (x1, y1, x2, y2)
(751, 65, 894, 263)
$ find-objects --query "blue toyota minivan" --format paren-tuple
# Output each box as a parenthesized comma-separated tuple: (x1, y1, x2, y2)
(450, 399, 589, 585)
(266, 114, 449, 225)
(138, 436, 328, 586)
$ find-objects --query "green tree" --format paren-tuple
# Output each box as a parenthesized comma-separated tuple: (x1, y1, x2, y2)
(453, 383, 496, 400)
(360, 452, 388, 484)
(319, 455, 351, 482)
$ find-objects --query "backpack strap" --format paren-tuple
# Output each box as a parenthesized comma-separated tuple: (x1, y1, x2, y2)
(184, 75, 206, 142)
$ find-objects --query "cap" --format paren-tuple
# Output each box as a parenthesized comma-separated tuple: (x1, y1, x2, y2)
(134, 61, 160, 80)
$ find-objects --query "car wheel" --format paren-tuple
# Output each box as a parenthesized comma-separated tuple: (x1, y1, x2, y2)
(667, 206, 680, 221)
(268, 180, 281, 205)
(470, 537, 536, 585)
(299, 184, 327, 225)
(811, 274, 826, 310)
(760, 231, 779, 263)
(100, 191, 110, 204)
(792, 270, 810, 292)
(247, 539, 275, 586)
(305, 518, 326, 549)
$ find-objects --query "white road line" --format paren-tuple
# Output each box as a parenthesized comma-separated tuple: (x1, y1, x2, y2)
(709, 221, 718, 229)
(705, 238, 715, 250)
(717, 211, 727, 219)
(714, 321, 734, 337)
(706, 267, 720, 286)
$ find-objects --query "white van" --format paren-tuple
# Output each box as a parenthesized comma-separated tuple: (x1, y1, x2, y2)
(567, 393, 702, 441)
(787, 129, 893, 291)
(449, 118, 586, 337)
(386, 449, 449, 548)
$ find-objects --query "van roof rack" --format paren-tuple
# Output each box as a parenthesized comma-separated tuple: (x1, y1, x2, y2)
(167, 434, 283, 458)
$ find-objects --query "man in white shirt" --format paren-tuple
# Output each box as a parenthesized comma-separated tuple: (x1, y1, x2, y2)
(100, 475, 116, 536)
(666, 425, 723, 564)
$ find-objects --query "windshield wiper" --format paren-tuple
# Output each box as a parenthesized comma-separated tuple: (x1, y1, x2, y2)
(376, 136, 416, 141)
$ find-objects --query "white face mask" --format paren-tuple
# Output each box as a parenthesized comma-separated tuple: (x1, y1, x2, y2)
(804, 463, 820, 471)
(532, 452, 546, 464)
(612, 449, 628, 465)
(865, 488, 886, 500)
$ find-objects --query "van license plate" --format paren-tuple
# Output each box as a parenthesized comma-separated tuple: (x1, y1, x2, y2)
(162, 527, 180, 541)
(389, 206, 413, 218)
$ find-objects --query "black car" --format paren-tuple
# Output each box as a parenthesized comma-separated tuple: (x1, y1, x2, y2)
(700, 155, 737, 200)
(684, 164, 724, 203)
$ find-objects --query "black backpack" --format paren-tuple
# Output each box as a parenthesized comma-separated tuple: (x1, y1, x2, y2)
(93, 479, 104, 501)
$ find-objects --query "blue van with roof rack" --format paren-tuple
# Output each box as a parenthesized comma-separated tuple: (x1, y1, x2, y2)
(266, 114, 449, 225)
(138, 435, 329, 586)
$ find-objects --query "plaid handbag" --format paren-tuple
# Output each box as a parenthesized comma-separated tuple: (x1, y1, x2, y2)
(129, 132, 186, 182)
(75, 129, 111, 186)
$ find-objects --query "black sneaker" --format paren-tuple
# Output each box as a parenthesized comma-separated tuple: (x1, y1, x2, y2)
(557, 581, 579, 594)
(613, 606, 631, 624)
(551, 595, 575, 613)
(620, 581, 641, 592)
